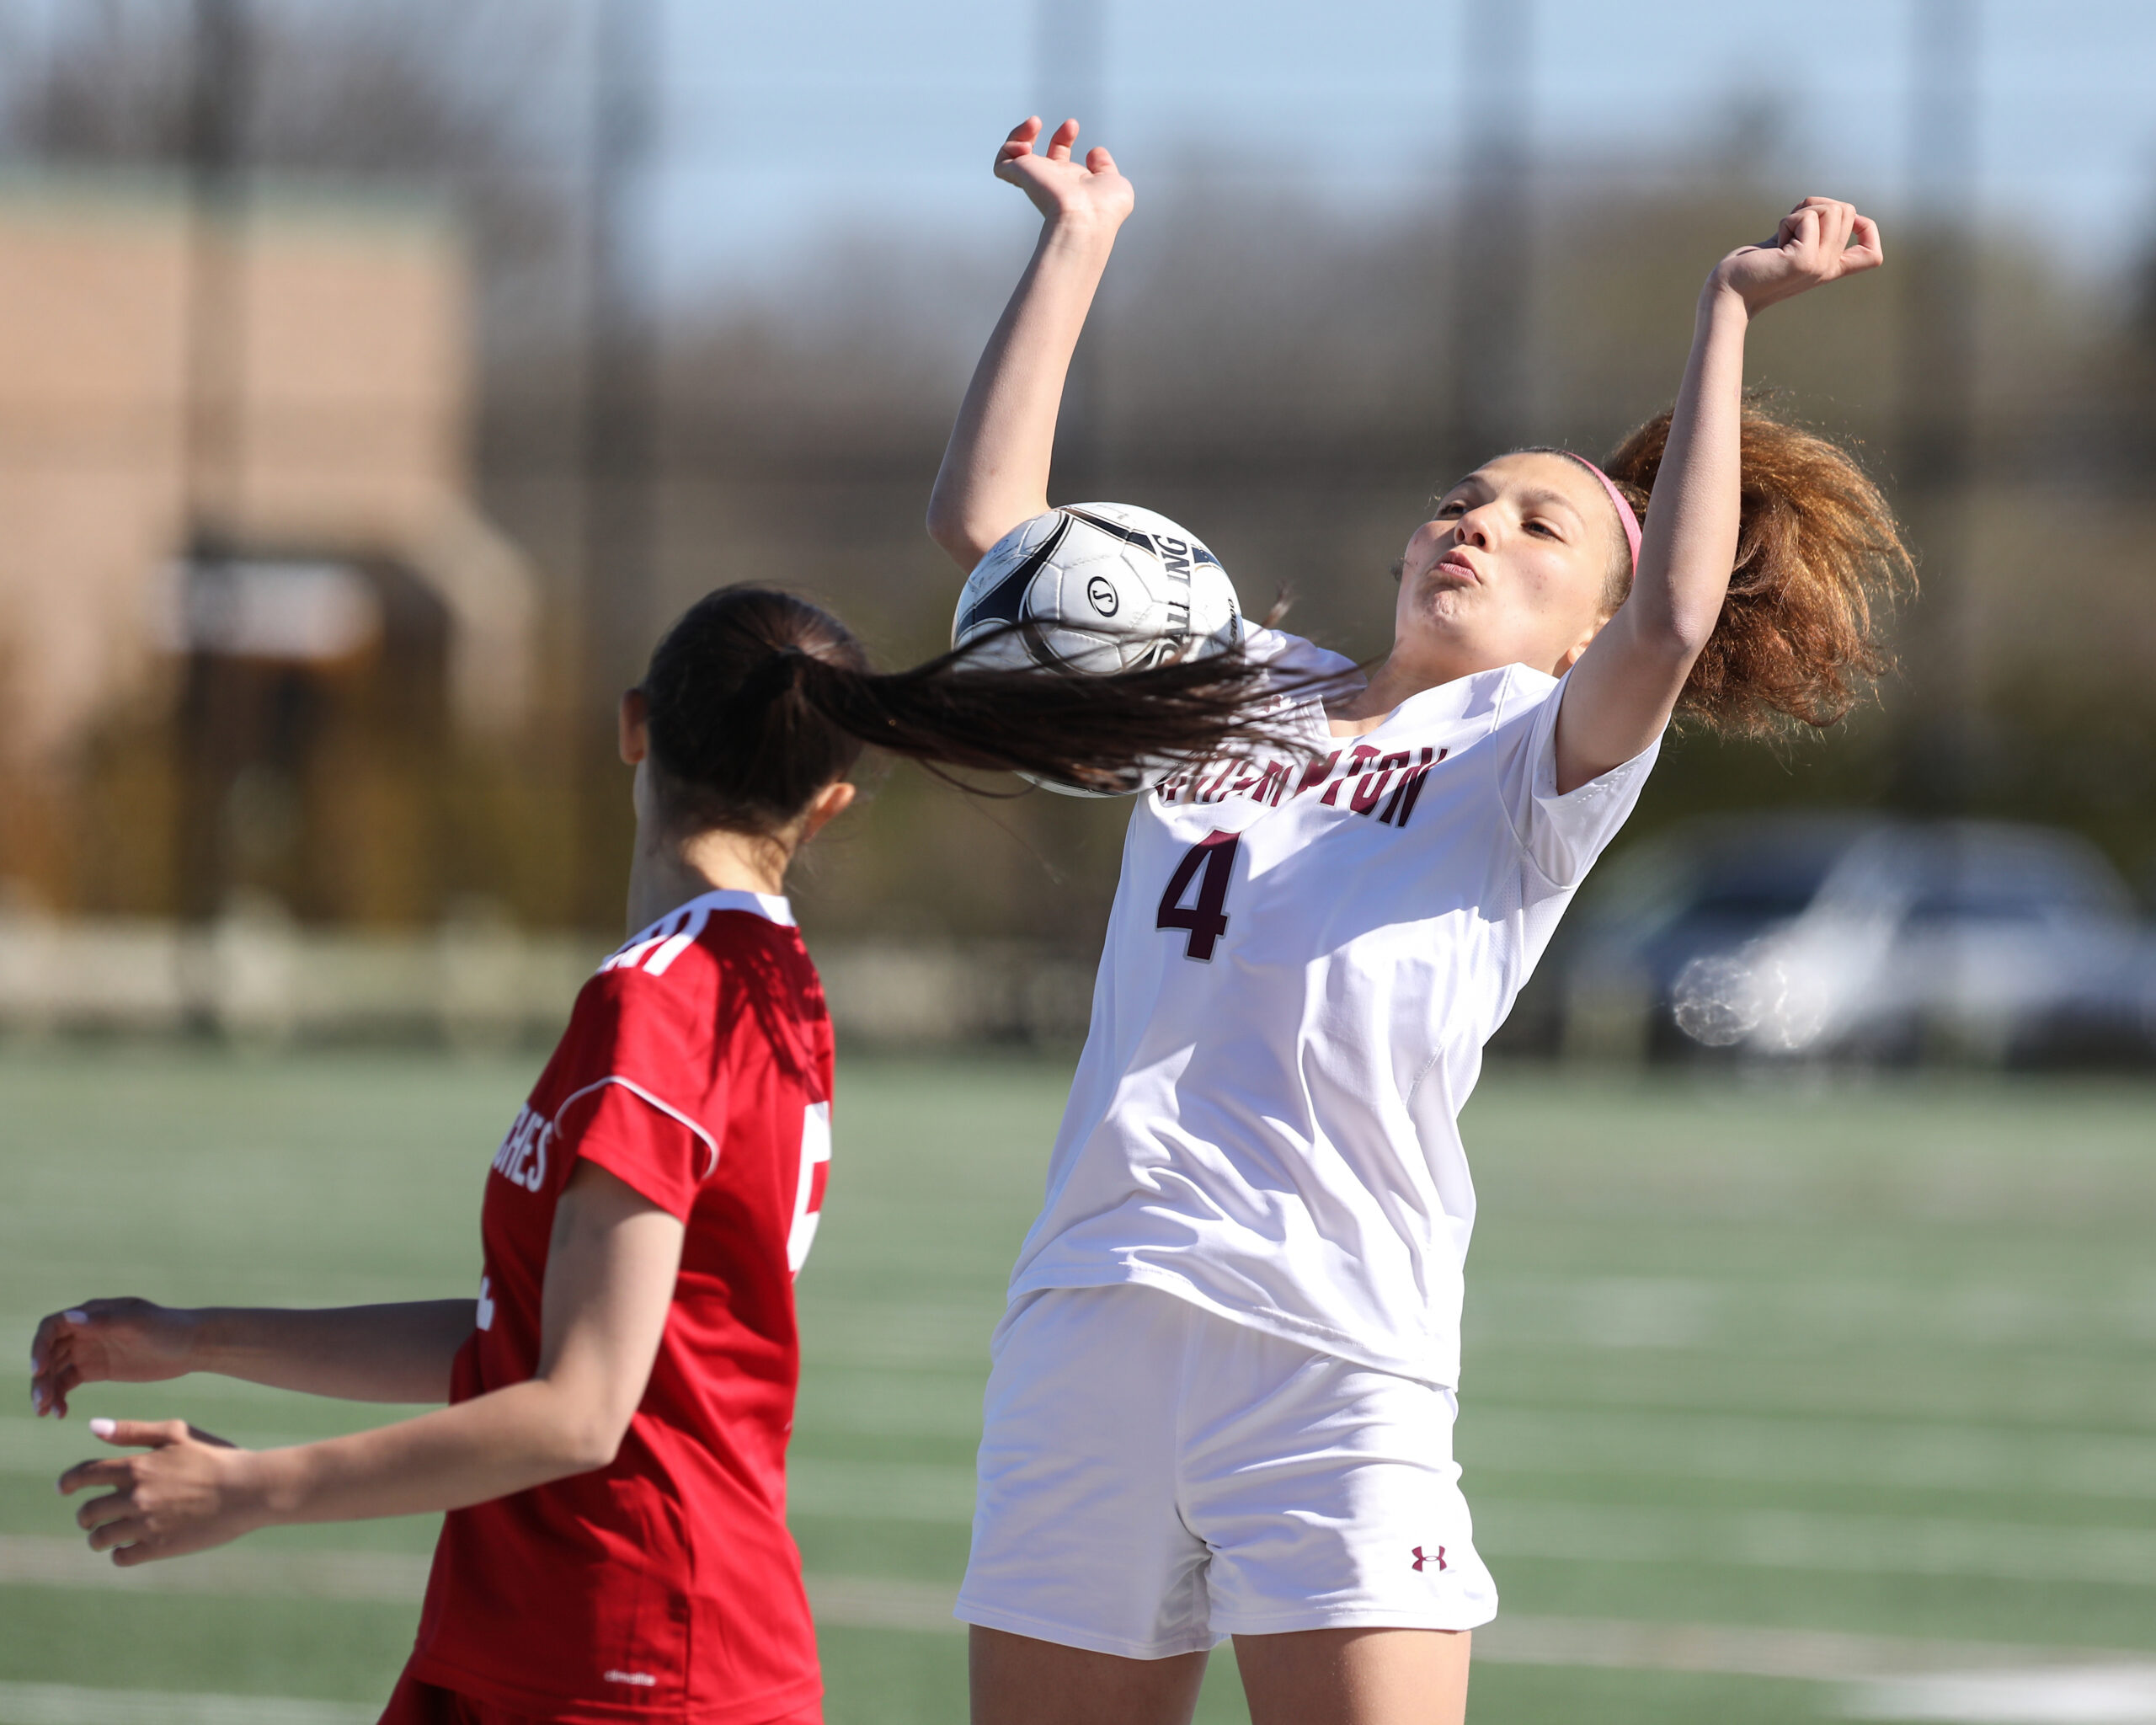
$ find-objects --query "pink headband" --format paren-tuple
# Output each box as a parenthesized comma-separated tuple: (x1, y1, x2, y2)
(1561, 452, 1641, 569)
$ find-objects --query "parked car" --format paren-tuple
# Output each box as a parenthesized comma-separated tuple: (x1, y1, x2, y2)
(1552, 815, 2156, 1065)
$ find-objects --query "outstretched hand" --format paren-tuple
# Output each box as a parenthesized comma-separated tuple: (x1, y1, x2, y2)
(31, 1299, 196, 1418)
(1712, 197, 1883, 315)
(995, 116, 1134, 231)
(58, 1417, 260, 1565)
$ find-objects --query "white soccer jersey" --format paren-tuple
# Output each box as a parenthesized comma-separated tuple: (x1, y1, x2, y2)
(1001, 628, 1660, 1388)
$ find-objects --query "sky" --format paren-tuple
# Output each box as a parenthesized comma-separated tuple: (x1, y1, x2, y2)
(9, 0, 2153, 298)
(648, 0, 2156, 296)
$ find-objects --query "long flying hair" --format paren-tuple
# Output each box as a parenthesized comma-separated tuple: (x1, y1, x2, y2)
(639, 586, 1304, 834)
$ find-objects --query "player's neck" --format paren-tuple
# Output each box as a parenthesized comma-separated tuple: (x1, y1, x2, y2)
(623, 825, 792, 935)
(1326, 653, 1450, 736)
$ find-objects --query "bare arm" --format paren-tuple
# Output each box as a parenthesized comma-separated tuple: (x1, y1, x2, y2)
(33, 1300, 475, 1413)
(1555, 198, 1882, 792)
(926, 116, 1134, 572)
(55, 1161, 684, 1563)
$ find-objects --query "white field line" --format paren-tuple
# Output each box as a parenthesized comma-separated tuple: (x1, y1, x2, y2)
(1461, 1406, 2156, 1503)
(788, 1460, 2156, 1589)
(8, 1535, 2152, 1698)
(0, 1539, 937, 1632)
(793, 1300, 995, 1373)
(9, 1666, 2156, 1725)
(1465, 1274, 2156, 1354)
(1477, 1498, 2156, 1589)
(803, 1579, 2156, 1692)
(0, 1423, 319, 1481)
(803, 1573, 962, 1633)
(13, 1450, 2156, 1592)
(0, 1536, 430, 1601)
(13, 1541, 2156, 1725)
(1477, 1618, 2147, 1681)
(0, 1684, 377, 1725)
(789, 1458, 979, 1522)
(787, 1458, 2156, 1589)
(1840, 1667, 2156, 1722)
(781, 1387, 2156, 1503)
(14, 1407, 2156, 1505)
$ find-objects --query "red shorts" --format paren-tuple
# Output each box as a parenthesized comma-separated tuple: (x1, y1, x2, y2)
(378, 1670, 820, 1725)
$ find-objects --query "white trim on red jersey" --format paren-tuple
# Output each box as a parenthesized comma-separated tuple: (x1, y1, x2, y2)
(600, 889, 797, 978)
(419, 878, 831, 1715)
(581, 889, 801, 1177)
(557, 1074, 723, 1180)
(787, 1099, 833, 1274)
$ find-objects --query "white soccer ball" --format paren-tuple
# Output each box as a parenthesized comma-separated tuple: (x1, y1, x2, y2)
(951, 502, 1246, 797)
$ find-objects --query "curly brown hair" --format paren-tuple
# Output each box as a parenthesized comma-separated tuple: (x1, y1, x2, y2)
(1596, 408, 1913, 737)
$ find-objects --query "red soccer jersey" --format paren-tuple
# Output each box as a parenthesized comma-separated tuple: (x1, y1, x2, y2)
(406, 889, 835, 1725)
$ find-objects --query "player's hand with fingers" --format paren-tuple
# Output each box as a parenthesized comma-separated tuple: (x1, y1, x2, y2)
(1709, 196, 1884, 316)
(994, 115, 1134, 232)
(31, 1298, 199, 1418)
(58, 1417, 262, 1565)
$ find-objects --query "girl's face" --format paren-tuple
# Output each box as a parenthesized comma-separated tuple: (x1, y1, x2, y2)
(1390, 451, 1625, 684)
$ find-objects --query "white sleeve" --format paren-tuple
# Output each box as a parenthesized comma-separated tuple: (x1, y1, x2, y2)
(1491, 667, 1661, 890)
(1241, 626, 1359, 707)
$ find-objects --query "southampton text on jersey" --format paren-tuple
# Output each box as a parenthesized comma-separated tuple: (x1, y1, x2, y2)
(1153, 745, 1453, 959)
(1155, 743, 1449, 826)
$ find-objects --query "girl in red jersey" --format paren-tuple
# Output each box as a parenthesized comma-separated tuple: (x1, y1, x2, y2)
(28, 586, 1279, 1725)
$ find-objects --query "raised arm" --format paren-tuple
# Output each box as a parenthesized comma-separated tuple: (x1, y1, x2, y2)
(926, 116, 1134, 572)
(53, 1162, 683, 1564)
(1555, 198, 1882, 792)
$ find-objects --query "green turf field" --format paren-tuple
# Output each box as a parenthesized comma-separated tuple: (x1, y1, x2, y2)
(2, 1046, 2153, 1723)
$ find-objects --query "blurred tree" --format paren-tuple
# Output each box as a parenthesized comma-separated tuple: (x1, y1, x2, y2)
(0, 0, 589, 932)
(2126, 227, 2156, 467)
(5, 8, 2150, 947)
(0, 0, 578, 335)
(654, 163, 2156, 944)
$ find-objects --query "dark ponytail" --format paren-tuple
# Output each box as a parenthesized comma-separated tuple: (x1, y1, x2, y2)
(1598, 408, 1914, 737)
(639, 585, 1291, 833)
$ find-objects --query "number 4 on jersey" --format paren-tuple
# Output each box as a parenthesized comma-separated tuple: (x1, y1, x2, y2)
(1157, 830, 1241, 961)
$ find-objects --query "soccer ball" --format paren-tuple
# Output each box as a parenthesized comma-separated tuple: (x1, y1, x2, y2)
(953, 503, 1243, 676)
(951, 502, 1246, 796)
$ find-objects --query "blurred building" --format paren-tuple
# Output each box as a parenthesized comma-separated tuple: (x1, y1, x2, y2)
(0, 168, 536, 925)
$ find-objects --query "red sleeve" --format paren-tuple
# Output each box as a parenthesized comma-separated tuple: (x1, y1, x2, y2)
(547, 970, 717, 1221)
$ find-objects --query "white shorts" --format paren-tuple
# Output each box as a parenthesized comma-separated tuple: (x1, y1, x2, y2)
(954, 1284, 1497, 1659)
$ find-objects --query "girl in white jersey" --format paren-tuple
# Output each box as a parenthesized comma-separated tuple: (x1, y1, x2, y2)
(928, 119, 1911, 1725)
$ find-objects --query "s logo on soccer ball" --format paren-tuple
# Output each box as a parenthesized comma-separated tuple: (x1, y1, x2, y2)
(950, 501, 1245, 798)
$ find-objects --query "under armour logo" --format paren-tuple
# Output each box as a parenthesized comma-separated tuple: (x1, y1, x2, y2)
(1411, 1545, 1447, 1573)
